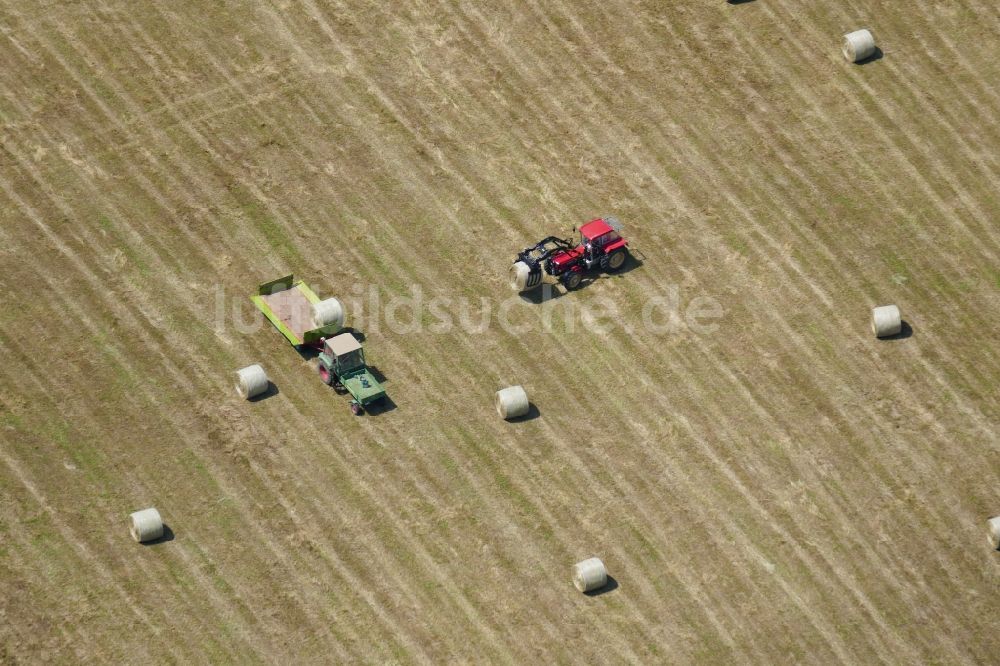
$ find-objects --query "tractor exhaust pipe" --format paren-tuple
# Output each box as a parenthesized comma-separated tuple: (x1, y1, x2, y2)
(509, 261, 543, 291)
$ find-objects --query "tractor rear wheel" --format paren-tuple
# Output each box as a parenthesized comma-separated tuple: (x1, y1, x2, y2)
(562, 272, 583, 291)
(602, 249, 627, 272)
(318, 363, 334, 386)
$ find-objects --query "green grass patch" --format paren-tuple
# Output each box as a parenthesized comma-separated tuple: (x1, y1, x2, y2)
(227, 185, 303, 264)
(880, 250, 909, 279)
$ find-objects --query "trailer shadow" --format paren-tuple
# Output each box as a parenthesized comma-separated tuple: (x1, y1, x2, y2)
(296, 346, 319, 361)
(878, 320, 912, 340)
(584, 575, 619, 597)
(343, 327, 366, 343)
(141, 524, 175, 546)
(249, 382, 280, 402)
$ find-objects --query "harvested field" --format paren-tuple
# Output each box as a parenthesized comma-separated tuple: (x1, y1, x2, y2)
(1, 0, 999, 662)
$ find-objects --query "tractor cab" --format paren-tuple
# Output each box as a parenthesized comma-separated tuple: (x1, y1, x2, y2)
(323, 333, 365, 375)
(576, 217, 628, 269)
(578, 217, 623, 252)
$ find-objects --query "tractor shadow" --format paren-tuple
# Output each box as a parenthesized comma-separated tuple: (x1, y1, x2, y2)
(591, 252, 644, 286)
(855, 47, 884, 65)
(584, 575, 619, 597)
(141, 524, 175, 546)
(368, 365, 389, 384)
(506, 403, 540, 422)
(248, 382, 280, 402)
(519, 284, 566, 304)
(878, 320, 912, 340)
(365, 395, 397, 415)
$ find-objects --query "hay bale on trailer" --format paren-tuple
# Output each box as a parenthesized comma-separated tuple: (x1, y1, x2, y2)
(495, 386, 529, 419)
(988, 517, 1000, 550)
(573, 557, 608, 593)
(129, 508, 163, 543)
(871, 305, 902, 338)
(312, 298, 345, 329)
(235, 364, 269, 399)
(843, 29, 876, 63)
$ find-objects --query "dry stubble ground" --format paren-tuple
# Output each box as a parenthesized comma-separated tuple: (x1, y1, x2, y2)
(1, 0, 999, 663)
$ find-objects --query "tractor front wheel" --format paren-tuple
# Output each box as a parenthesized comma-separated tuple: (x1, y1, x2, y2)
(603, 249, 627, 272)
(318, 363, 334, 386)
(562, 271, 583, 291)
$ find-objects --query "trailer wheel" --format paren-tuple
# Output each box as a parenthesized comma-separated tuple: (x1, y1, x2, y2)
(603, 249, 627, 272)
(562, 272, 583, 291)
(318, 363, 334, 386)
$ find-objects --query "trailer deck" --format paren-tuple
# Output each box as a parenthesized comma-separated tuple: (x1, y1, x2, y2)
(251, 274, 341, 346)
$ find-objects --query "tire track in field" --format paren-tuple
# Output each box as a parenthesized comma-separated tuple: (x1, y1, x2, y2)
(478, 2, 992, 660)
(756, 1, 1000, 259)
(446, 3, 884, 652)
(470, 5, 1000, 660)
(0, 176, 378, 659)
(426, 5, 872, 652)
(709, 3, 1000, 442)
(256, 6, 736, 652)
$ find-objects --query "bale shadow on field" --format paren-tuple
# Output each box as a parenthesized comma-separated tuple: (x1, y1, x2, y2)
(506, 403, 540, 422)
(584, 575, 619, 597)
(141, 524, 175, 546)
(248, 382, 280, 402)
(878, 320, 912, 340)
(855, 47, 884, 65)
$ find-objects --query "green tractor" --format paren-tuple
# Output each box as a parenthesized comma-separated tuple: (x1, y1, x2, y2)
(317, 333, 386, 415)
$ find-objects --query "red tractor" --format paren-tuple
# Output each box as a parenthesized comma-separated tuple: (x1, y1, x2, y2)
(509, 217, 630, 292)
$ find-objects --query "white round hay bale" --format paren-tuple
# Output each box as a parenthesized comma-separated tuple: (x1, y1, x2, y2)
(988, 516, 1000, 550)
(573, 557, 608, 593)
(843, 29, 876, 63)
(235, 364, 268, 399)
(129, 507, 163, 543)
(495, 385, 529, 419)
(871, 304, 901, 338)
(509, 261, 531, 291)
(312, 298, 345, 329)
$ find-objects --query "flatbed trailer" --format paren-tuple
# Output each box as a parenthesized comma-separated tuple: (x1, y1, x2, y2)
(250, 274, 341, 347)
